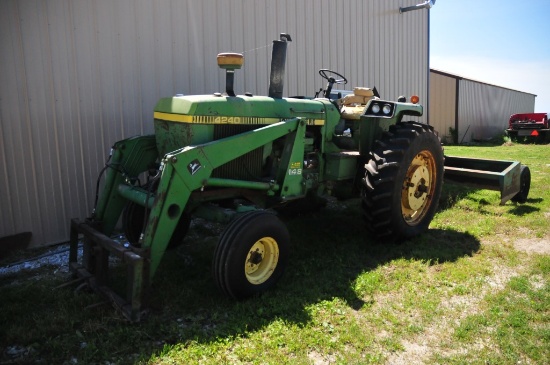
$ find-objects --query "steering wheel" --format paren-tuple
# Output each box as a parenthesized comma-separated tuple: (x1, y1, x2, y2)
(318, 69, 348, 99)
(319, 69, 348, 85)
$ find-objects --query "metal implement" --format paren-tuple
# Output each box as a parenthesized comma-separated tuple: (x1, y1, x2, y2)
(69, 219, 148, 321)
(506, 112, 549, 140)
(444, 156, 526, 205)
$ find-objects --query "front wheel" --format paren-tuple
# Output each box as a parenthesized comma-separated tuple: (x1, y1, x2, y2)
(362, 121, 444, 242)
(212, 211, 290, 300)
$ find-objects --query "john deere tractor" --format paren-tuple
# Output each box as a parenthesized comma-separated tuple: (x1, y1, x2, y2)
(69, 34, 529, 320)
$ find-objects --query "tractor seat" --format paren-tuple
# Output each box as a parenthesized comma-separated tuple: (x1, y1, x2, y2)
(339, 87, 376, 120)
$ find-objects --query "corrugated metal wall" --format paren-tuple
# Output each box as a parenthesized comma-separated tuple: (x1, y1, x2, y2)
(429, 70, 536, 143)
(458, 80, 536, 142)
(0, 0, 429, 247)
(429, 71, 457, 143)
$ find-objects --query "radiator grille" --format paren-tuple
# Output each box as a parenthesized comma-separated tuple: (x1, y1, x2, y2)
(212, 125, 267, 181)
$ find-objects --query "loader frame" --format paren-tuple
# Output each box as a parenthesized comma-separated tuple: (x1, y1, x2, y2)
(70, 118, 308, 320)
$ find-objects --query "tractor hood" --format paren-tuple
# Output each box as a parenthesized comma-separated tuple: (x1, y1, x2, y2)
(153, 95, 339, 157)
(154, 94, 332, 123)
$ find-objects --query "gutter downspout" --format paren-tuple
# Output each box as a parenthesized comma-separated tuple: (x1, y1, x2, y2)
(400, 0, 436, 13)
(399, 1, 436, 126)
(427, 5, 431, 125)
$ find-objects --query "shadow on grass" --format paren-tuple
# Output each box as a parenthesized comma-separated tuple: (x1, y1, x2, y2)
(0, 200, 480, 364)
(439, 183, 542, 217)
(507, 197, 543, 216)
(438, 183, 473, 211)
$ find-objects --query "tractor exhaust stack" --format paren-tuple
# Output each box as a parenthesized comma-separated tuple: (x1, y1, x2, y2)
(268, 33, 292, 99)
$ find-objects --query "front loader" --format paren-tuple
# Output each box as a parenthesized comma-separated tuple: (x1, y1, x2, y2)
(69, 34, 530, 321)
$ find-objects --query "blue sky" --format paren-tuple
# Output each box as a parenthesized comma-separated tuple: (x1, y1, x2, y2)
(430, 0, 550, 113)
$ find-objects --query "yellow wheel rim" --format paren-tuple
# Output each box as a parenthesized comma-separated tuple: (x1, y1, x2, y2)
(244, 237, 279, 285)
(401, 150, 437, 226)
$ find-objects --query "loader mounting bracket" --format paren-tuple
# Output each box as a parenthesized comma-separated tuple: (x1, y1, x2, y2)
(69, 218, 149, 322)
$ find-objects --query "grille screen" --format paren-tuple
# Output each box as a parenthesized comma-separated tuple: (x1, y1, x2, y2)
(212, 125, 267, 181)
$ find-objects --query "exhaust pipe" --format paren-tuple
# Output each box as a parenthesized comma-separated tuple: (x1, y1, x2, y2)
(268, 33, 292, 99)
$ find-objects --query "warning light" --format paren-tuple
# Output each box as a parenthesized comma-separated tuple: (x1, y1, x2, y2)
(410, 95, 420, 104)
(531, 130, 539, 136)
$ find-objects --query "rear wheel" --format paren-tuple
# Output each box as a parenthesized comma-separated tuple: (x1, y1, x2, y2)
(511, 165, 530, 203)
(362, 121, 444, 241)
(213, 210, 290, 299)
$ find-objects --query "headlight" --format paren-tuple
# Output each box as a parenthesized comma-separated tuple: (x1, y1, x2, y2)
(371, 103, 380, 113)
(383, 104, 392, 114)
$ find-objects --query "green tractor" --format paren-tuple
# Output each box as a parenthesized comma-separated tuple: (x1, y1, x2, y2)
(69, 34, 529, 321)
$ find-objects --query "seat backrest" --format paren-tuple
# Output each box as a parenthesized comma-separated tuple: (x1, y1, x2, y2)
(339, 87, 376, 120)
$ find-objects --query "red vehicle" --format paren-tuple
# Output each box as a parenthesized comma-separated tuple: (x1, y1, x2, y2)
(506, 112, 549, 139)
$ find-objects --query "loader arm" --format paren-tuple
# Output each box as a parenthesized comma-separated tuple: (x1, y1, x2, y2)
(143, 117, 306, 277)
(69, 117, 306, 321)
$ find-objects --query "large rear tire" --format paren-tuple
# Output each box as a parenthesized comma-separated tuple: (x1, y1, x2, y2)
(362, 121, 444, 242)
(213, 211, 290, 300)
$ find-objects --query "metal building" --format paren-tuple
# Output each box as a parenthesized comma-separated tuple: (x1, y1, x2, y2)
(0, 0, 431, 247)
(429, 69, 536, 144)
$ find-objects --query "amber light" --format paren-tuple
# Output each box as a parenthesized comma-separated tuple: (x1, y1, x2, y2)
(410, 95, 420, 104)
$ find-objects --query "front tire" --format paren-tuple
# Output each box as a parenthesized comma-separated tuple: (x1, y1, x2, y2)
(362, 121, 444, 242)
(213, 211, 290, 300)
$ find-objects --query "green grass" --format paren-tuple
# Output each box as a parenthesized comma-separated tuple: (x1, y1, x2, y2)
(1, 142, 549, 364)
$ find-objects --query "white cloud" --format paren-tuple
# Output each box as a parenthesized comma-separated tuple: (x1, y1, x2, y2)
(431, 55, 550, 113)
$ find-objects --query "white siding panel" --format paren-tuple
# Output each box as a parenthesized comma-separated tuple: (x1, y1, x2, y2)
(429, 70, 536, 143)
(458, 80, 536, 142)
(0, 0, 428, 247)
(429, 71, 457, 143)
